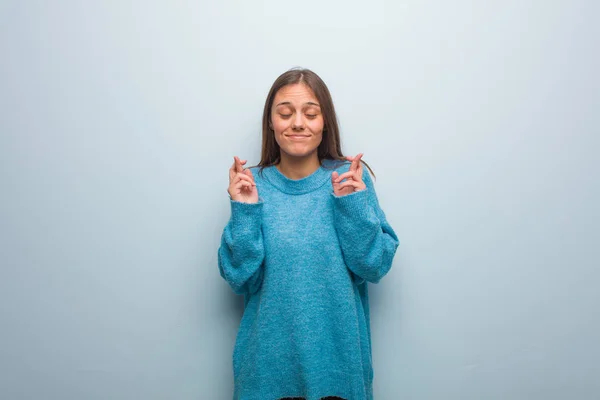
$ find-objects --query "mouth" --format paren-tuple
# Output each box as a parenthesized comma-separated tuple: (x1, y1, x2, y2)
(286, 134, 310, 139)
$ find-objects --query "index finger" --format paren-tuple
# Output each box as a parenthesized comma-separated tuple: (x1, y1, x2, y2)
(234, 156, 246, 173)
(351, 153, 363, 171)
(356, 153, 364, 176)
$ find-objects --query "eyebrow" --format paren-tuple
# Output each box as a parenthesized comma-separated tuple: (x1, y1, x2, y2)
(275, 101, 321, 108)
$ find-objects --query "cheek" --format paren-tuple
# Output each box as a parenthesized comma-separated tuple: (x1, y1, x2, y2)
(308, 119, 325, 133)
(272, 118, 289, 133)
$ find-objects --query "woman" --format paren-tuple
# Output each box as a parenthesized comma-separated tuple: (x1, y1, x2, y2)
(218, 67, 400, 400)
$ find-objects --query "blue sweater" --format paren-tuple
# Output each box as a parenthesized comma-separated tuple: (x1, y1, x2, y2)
(218, 158, 400, 400)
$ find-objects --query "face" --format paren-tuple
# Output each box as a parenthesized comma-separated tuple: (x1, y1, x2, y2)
(270, 83, 324, 161)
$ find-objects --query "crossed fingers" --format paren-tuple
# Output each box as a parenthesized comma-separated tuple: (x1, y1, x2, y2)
(228, 156, 256, 198)
(334, 153, 364, 183)
(229, 156, 254, 182)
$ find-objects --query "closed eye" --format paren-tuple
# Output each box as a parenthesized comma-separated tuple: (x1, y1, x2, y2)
(279, 113, 318, 119)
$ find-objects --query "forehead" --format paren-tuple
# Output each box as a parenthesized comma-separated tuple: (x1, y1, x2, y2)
(273, 83, 318, 106)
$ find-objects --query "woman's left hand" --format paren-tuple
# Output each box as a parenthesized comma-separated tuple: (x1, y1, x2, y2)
(332, 152, 367, 196)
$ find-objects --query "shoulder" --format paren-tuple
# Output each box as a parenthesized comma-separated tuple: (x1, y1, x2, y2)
(247, 165, 266, 178)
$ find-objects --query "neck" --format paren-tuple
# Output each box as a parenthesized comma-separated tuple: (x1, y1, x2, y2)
(276, 153, 321, 180)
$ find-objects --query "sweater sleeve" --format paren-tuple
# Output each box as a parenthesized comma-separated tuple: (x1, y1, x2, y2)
(331, 171, 399, 284)
(217, 198, 266, 295)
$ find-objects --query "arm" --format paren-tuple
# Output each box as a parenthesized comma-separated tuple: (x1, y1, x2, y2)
(331, 171, 399, 284)
(217, 198, 265, 295)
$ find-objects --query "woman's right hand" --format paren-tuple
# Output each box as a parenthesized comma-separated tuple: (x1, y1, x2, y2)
(228, 156, 259, 203)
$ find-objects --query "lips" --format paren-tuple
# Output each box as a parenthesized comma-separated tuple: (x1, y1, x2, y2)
(287, 134, 310, 138)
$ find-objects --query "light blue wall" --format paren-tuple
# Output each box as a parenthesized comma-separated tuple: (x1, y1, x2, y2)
(1, 1, 598, 399)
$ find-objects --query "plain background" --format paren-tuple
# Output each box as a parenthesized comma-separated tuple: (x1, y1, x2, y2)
(1, 1, 598, 399)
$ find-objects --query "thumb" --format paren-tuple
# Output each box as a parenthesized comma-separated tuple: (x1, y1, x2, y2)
(244, 168, 256, 185)
(331, 172, 340, 190)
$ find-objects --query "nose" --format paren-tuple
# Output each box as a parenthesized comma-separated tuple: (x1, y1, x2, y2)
(292, 113, 305, 130)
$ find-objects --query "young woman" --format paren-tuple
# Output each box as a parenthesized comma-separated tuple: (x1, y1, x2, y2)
(218, 67, 400, 400)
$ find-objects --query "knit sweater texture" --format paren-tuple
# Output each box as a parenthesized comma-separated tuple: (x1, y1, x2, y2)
(218, 158, 400, 400)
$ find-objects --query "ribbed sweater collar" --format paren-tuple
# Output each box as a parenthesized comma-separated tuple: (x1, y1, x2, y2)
(262, 158, 338, 195)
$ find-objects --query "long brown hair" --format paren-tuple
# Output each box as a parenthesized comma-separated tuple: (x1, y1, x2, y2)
(248, 67, 375, 180)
